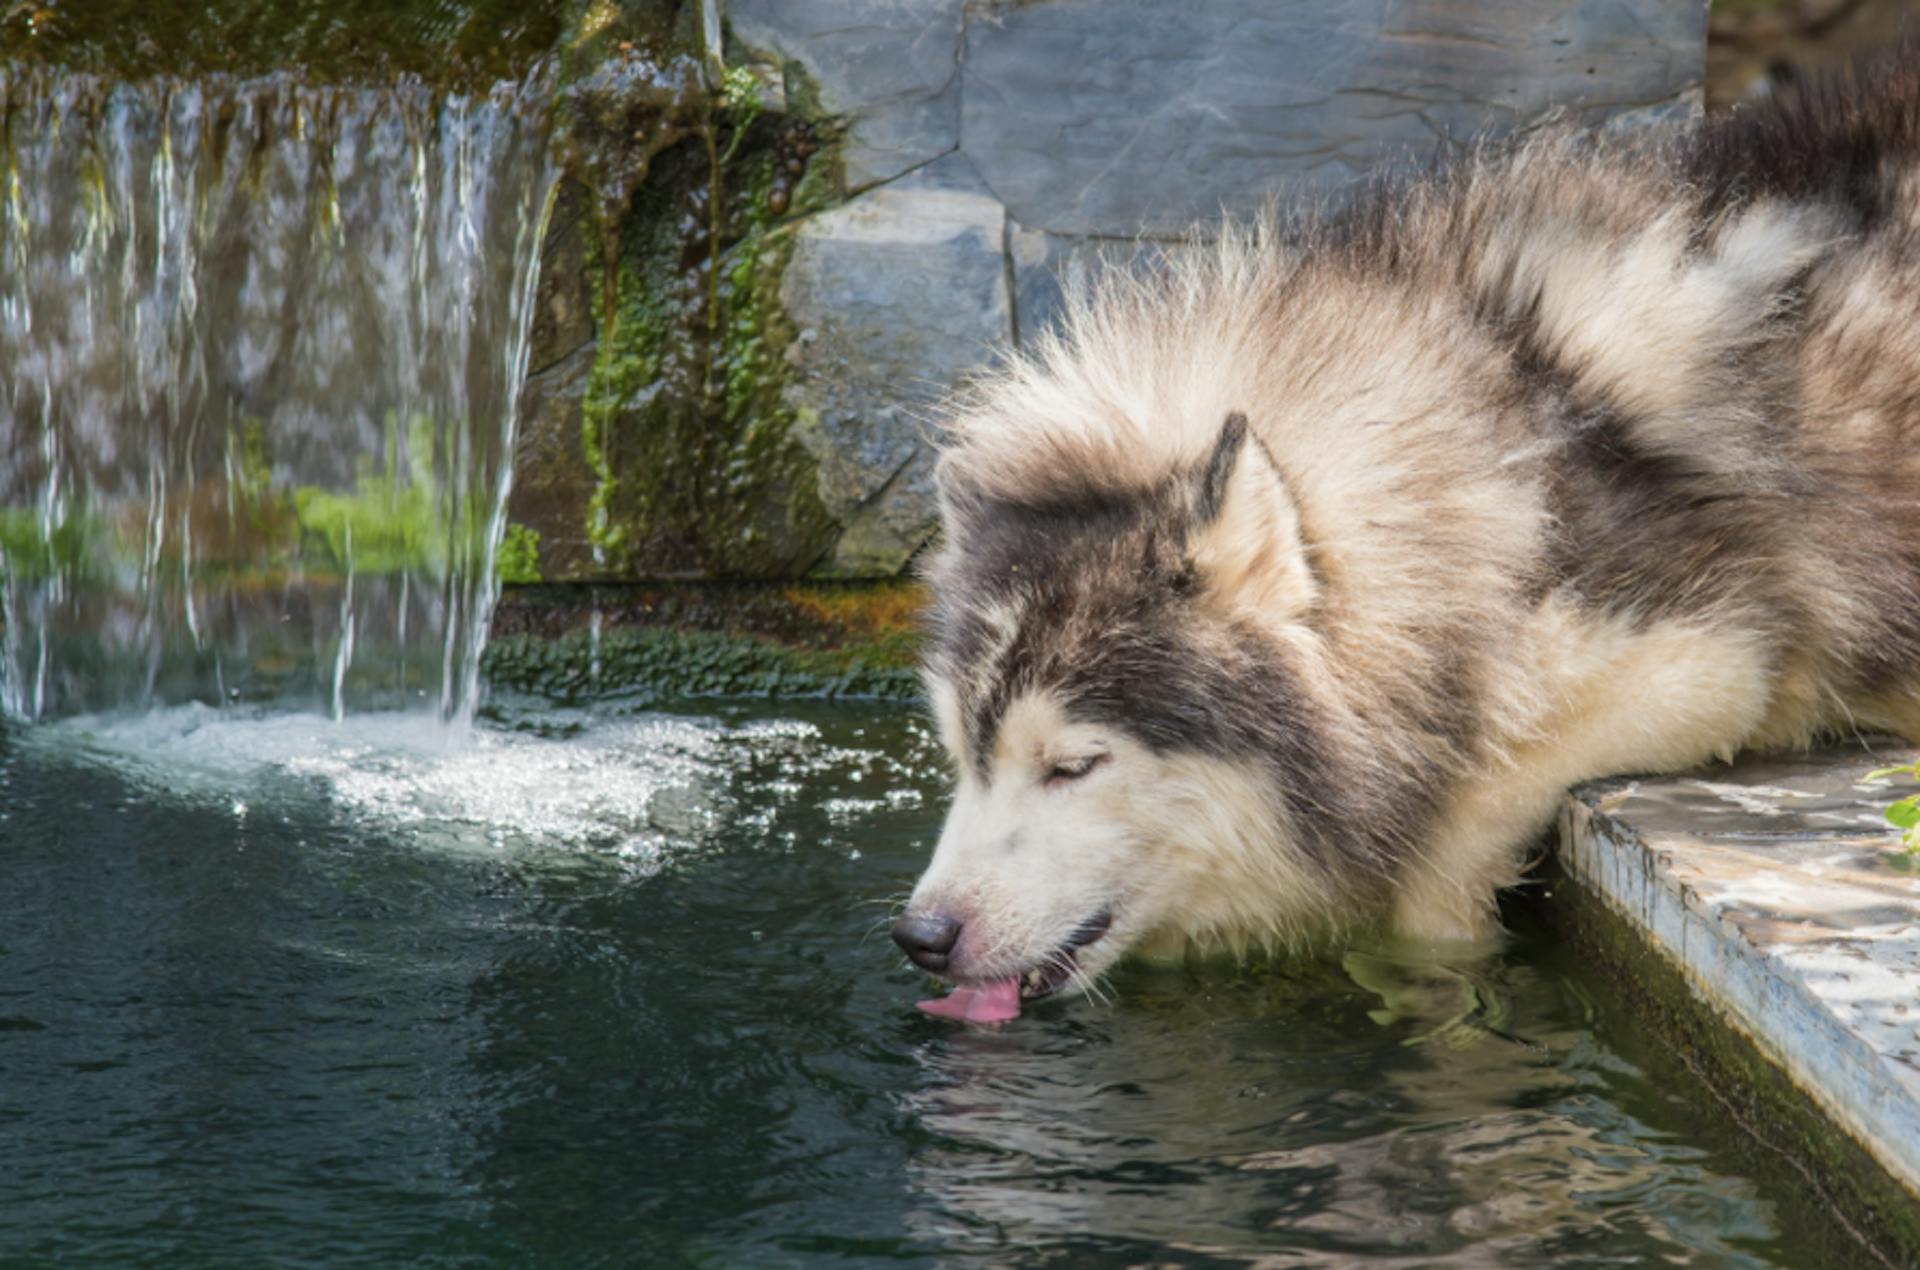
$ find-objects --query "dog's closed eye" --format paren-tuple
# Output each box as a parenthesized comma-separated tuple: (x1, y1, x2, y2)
(1044, 753, 1109, 786)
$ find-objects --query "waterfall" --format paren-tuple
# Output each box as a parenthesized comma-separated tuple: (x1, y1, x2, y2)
(0, 67, 558, 723)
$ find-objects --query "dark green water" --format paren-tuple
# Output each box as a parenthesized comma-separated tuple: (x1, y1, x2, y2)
(0, 700, 1875, 1267)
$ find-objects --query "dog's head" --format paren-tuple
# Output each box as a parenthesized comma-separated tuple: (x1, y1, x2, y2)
(896, 414, 1352, 1013)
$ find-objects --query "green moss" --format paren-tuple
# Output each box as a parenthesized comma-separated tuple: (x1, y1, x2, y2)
(287, 412, 469, 575)
(548, 7, 851, 580)
(557, 0, 693, 85)
(485, 579, 924, 700)
(574, 97, 842, 579)
(0, 0, 567, 89)
(0, 504, 102, 583)
(497, 523, 543, 584)
(3, 412, 516, 590)
(292, 478, 443, 575)
(482, 626, 919, 704)
(777, 583, 924, 669)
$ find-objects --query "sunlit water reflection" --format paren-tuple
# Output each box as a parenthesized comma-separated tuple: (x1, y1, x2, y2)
(0, 702, 1875, 1266)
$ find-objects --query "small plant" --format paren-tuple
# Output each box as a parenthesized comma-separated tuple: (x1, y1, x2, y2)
(1864, 756, 1920, 854)
(496, 523, 542, 585)
(718, 63, 763, 125)
(717, 64, 763, 163)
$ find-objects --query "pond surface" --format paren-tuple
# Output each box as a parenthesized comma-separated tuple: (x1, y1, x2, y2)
(0, 699, 1876, 1267)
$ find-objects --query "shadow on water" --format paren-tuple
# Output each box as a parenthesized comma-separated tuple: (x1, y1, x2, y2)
(0, 703, 1883, 1267)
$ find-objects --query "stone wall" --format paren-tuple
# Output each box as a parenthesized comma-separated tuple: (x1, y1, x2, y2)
(506, 0, 1707, 583)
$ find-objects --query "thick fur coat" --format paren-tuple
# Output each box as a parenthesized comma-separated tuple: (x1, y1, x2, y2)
(892, 55, 1920, 1013)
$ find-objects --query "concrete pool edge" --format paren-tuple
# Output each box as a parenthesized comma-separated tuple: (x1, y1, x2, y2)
(1544, 771, 1920, 1266)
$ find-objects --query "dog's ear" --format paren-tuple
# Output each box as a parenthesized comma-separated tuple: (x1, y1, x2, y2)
(1187, 413, 1316, 617)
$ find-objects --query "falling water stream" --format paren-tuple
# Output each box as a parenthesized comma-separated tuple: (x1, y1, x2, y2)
(0, 67, 557, 723)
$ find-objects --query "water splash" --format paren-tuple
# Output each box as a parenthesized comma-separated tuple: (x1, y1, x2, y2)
(28, 700, 729, 858)
(0, 68, 559, 723)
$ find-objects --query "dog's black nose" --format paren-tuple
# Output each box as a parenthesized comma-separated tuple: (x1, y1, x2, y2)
(892, 912, 961, 972)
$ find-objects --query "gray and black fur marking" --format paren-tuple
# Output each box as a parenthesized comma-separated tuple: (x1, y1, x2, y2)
(928, 418, 1440, 892)
(1689, 41, 1920, 229)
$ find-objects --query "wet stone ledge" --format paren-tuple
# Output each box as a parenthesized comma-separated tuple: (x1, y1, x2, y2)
(1550, 751, 1920, 1261)
(482, 581, 925, 704)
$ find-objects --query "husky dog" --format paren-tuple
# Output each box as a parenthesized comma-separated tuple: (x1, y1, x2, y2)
(891, 56, 1920, 1023)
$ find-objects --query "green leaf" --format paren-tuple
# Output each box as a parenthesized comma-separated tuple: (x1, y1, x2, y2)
(1885, 796, 1920, 831)
(1863, 764, 1919, 782)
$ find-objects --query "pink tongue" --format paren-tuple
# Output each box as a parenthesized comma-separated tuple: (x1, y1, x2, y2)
(916, 976, 1022, 1023)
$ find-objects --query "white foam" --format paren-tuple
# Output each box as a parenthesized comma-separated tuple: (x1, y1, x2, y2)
(32, 702, 737, 855)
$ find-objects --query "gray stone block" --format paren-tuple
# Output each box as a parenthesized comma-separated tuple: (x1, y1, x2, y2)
(729, 0, 964, 189)
(1010, 225, 1201, 346)
(779, 155, 1010, 574)
(826, 445, 940, 577)
(963, 0, 1705, 237)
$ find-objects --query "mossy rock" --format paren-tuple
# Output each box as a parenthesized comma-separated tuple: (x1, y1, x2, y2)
(484, 579, 924, 703)
(493, 4, 858, 583)
(0, 0, 568, 88)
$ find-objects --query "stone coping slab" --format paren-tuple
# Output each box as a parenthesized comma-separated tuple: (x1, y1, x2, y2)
(1557, 749, 1920, 1227)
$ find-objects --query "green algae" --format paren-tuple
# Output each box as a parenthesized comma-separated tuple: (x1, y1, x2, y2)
(497, 523, 543, 584)
(7, 416, 537, 591)
(484, 579, 924, 703)
(292, 478, 444, 576)
(0, 504, 100, 583)
(281, 412, 488, 577)
(0, 0, 567, 90)
(483, 624, 919, 705)
(570, 50, 843, 580)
